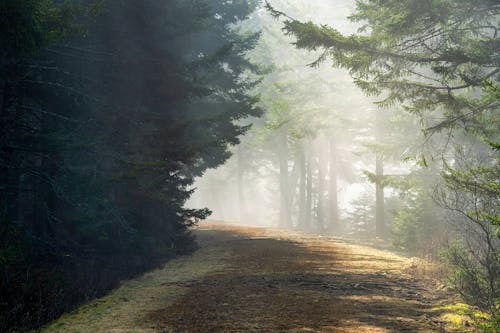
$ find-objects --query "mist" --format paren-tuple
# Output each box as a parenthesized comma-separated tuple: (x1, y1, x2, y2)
(2, 0, 498, 331)
(188, 0, 421, 237)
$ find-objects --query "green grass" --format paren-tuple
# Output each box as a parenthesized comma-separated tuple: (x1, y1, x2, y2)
(434, 303, 491, 332)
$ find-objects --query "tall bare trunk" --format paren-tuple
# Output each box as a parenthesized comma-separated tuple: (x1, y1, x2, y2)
(375, 154, 385, 237)
(237, 145, 245, 223)
(328, 137, 339, 233)
(305, 143, 312, 230)
(278, 129, 291, 228)
(375, 110, 385, 238)
(317, 142, 327, 232)
(297, 142, 307, 229)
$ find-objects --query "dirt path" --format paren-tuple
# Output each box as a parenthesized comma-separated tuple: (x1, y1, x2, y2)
(41, 223, 454, 333)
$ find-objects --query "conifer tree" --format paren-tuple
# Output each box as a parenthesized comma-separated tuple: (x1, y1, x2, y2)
(0, 1, 261, 331)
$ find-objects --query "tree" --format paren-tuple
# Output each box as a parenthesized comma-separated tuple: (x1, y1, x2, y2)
(266, 0, 499, 134)
(391, 164, 449, 256)
(0, 0, 261, 331)
(437, 139, 500, 312)
(267, 0, 500, 318)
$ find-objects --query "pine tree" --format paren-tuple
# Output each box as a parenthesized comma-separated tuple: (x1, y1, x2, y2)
(0, 0, 261, 331)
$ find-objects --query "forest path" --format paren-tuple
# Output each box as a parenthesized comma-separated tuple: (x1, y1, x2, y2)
(42, 222, 453, 333)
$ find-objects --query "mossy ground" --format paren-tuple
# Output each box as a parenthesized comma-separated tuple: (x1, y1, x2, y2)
(432, 303, 491, 332)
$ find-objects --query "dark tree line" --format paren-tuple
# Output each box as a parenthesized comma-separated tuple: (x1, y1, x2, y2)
(0, 0, 260, 331)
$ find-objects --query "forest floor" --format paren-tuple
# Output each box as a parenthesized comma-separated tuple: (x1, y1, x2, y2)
(41, 222, 473, 333)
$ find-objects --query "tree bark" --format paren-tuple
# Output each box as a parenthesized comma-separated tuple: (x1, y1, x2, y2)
(305, 143, 313, 231)
(375, 154, 385, 237)
(237, 145, 246, 223)
(316, 142, 327, 232)
(297, 142, 306, 229)
(375, 110, 386, 238)
(278, 128, 291, 228)
(328, 137, 339, 233)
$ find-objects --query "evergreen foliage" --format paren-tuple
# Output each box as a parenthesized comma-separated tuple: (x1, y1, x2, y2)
(0, 0, 261, 331)
(267, 0, 499, 321)
(266, 0, 499, 134)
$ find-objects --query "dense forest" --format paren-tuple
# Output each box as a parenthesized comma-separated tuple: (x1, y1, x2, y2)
(0, 0, 261, 331)
(1, 0, 499, 332)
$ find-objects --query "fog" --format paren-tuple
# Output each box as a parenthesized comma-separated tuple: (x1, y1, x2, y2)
(3, 0, 498, 330)
(187, 0, 417, 236)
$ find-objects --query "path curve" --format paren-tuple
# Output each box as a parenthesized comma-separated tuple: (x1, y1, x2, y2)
(41, 222, 451, 333)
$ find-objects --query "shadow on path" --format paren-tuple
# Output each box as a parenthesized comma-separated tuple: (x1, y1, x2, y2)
(149, 227, 447, 332)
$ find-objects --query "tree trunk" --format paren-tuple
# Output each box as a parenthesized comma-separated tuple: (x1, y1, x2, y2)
(316, 142, 327, 232)
(237, 145, 245, 223)
(278, 129, 291, 228)
(375, 154, 385, 237)
(375, 109, 386, 238)
(328, 137, 339, 233)
(305, 144, 313, 231)
(286, 154, 300, 227)
(297, 142, 307, 230)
